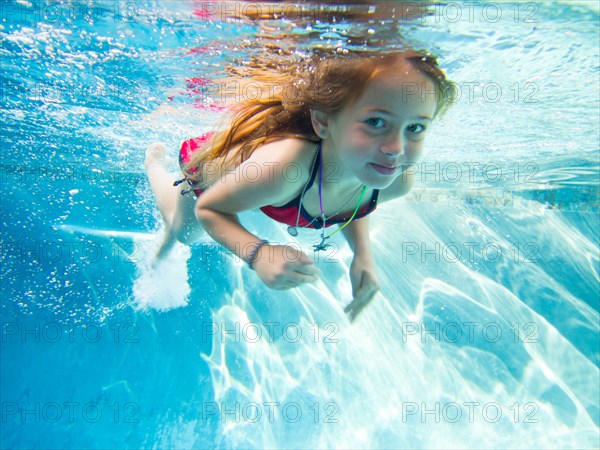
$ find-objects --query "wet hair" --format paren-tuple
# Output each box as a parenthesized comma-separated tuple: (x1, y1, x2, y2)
(183, 49, 455, 181)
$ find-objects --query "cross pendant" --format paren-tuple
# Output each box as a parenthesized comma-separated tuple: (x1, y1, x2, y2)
(312, 235, 330, 252)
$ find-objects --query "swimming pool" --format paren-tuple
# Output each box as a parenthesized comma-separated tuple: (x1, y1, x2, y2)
(1, 1, 598, 448)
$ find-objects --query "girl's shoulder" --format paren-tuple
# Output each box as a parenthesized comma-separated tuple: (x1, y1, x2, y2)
(201, 137, 318, 189)
(253, 137, 318, 158)
(244, 137, 320, 206)
(249, 137, 319, 176)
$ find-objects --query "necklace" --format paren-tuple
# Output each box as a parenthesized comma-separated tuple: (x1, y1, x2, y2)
(287, 141, 368, 251)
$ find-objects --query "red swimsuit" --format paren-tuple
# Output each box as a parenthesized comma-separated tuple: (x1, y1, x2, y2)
(178, 134, 379, 229)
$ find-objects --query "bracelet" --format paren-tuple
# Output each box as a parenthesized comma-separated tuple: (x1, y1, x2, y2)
(246, 239, 269, 270)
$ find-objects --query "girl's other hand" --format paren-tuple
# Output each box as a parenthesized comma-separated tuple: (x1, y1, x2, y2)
(253, 244, 320, 290)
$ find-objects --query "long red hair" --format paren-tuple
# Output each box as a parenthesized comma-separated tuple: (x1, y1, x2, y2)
(183, 49, 455, 182)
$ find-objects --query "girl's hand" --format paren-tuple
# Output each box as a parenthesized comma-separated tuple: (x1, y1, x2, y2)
(253, 244, 321, 290)
(344, 255, 380, 322)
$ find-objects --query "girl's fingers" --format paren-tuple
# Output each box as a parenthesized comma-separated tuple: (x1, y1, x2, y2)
(290, 261, 320, 276)
(299, 274, 319, 284)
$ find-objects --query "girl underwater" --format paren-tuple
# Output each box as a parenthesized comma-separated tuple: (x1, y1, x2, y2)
(144, 49, 455, 321)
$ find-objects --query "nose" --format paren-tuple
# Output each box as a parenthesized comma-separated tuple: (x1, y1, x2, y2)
(380, 133, 404, 156)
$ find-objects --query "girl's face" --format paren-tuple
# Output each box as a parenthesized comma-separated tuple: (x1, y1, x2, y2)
(323, 66, 439, 189)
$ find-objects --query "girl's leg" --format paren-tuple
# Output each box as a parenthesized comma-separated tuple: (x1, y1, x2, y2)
(145, 143, 179, 259)
(145, 143, 204, 259)
(145, 143, 178, 226)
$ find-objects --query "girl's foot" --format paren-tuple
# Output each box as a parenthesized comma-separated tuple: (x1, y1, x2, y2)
(145, 143, 166, 168)
(155, 228, 177, 261)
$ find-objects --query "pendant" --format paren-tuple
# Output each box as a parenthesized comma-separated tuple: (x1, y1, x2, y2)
(312, 236, 330, 252)
(287, 226, 298, 237)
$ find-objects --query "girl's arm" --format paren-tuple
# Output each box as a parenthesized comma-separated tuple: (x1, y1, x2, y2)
(341, 214, 373, 259)
(194, 139, 304, 260)
(340, 214, 380, 322)
(194, 139, 321, 288)
(194, 207, 267, 263)
(343, 172, 416, 320)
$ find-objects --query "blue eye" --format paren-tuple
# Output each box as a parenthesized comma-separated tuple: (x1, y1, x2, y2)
(408, 124, 426, 134)
(365, 117, 386, 128)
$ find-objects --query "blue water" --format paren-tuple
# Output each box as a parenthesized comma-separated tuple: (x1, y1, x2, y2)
(1, 1, 598, 449)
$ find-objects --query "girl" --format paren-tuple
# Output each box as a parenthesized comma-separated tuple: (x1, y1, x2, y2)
(145, 50, 454, 321)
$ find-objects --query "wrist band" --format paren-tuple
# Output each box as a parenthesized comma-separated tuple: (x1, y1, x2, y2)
(247, 239, 268, 270)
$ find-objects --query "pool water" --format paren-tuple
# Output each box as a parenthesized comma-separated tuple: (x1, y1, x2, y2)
(1, 1, 598, 449)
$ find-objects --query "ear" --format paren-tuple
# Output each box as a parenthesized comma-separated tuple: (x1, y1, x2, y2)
(310, 109, 331, 139)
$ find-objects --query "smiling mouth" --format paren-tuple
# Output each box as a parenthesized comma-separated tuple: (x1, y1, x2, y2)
(370, 163, 400, 175)
(374, 163, 399, 169)
(370, 163, 412, 177)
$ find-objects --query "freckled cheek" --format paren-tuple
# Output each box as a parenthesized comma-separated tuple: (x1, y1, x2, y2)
(340, 133, 371, 153)
(342, 128, 368, 142)
(352, 130, 379, 147)
(406, 142, 425, 159)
